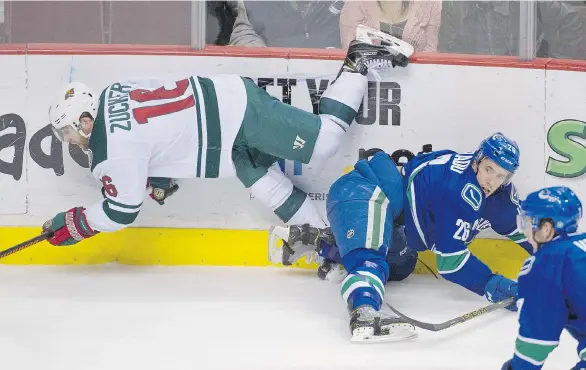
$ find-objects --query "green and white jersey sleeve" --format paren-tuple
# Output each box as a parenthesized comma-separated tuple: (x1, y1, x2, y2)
(85, 157, 148, 232)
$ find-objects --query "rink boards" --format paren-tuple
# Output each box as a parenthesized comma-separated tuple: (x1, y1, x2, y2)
(0, 227, 531, 279)
(0, 45, 585, 276)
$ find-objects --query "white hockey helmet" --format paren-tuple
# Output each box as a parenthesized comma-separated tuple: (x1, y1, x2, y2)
(48, 82, 98, 141)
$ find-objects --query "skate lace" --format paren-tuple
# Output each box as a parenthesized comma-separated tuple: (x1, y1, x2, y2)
(356, 305, 401, 321)
(357, 305, 377, 319)
(363, 58, 394, 81)
(364, 58, 393, 70)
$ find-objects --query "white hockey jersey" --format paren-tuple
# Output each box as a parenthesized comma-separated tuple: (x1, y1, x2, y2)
(84, 75, 247, 232)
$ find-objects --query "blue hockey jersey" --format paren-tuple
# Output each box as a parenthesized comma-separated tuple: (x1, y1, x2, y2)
(510, 233, 586, 370)
(402, 149, 533, 295)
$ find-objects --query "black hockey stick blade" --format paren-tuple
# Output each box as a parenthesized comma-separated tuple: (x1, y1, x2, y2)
(0, 231, 54, 260)
(385, 297, 516, 332)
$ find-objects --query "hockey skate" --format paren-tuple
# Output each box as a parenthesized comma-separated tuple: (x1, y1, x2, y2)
(268, 224, 335, 266)
(350, 305, 417, 343)
(338, 25, 414, 78)
(269, 224, 347, 281)
(316, 258, 347, 282)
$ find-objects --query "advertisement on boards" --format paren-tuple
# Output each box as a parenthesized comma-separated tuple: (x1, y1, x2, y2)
(0, 55, 27, 215)
(544, 69, 586, 230)
(0, 54, 574, 232)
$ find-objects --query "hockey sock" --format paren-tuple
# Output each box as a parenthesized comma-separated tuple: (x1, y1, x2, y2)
(306, 117, 345, 166)
(340, 254, 389, 310)
(319, 72, 366, 130)
(249, 163, 326, 227)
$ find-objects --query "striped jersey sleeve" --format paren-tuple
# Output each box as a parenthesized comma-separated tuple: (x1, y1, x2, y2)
(85, 158, 148, 232)
(511, 254, 567, 369)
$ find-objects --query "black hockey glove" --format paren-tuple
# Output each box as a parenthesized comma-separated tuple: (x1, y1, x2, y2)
(147, 177, 179, 205)
(101, 177, 179, 205)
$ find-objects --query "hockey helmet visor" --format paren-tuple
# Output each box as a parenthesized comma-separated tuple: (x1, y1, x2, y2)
(51, 124, 82, 143)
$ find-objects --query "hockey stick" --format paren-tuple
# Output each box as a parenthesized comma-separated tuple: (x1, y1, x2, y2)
(385, 297, 516, 332)
(0, 231, 54, 260)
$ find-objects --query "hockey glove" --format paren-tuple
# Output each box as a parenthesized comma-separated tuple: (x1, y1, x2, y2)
(42, 207, 98, 246)
(147, 177, 179, 205)
(484, 274, 519, 312)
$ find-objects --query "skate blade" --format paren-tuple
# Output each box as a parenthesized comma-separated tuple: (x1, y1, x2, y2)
(268, 226, 290, 264)
(268, 226, 319, 266)
(355, 25, 415, 58)
(350, 324, 418, 344)
(319, 263, 348, 283)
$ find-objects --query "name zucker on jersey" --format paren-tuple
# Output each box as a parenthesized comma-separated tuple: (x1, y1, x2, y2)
(107, 83, 132, 127)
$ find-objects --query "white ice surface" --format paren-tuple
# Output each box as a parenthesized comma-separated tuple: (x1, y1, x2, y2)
(0, 265, 577, 370)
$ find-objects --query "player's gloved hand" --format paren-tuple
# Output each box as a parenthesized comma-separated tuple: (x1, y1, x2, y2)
(500, 359, 512, 370)
(484, 274, 519, 312)
(147, 177, 179, 205)
(42, 207, 98, 246)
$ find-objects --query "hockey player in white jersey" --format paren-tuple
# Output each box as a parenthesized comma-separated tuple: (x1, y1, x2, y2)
(41, 26, 414, 247)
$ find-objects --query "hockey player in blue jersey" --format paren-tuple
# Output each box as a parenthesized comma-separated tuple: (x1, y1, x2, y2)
(269, 132, 530, 342)
(501, 186, 585, 370)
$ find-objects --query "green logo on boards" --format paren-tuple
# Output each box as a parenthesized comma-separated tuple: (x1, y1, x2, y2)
(546, 119, 586, 178)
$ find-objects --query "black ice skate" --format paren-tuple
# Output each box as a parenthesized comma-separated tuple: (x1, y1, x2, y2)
(349, 305, 417, 343)
(317, 258, 346, 282)
(338, 25, 415, 77)
(268, 224, 335, 266)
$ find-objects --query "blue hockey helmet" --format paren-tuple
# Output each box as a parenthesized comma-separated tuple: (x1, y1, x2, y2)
(517, 186, 583, 235)
(474, 132, 520, 183)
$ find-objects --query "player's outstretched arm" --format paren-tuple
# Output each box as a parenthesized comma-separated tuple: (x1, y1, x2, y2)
(434, 203, 518, 311)
(85, 158, 149, 232)
(42, 158, 149, 246)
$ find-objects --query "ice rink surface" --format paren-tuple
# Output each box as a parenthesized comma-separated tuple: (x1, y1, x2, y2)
(0, 265, 577, 370)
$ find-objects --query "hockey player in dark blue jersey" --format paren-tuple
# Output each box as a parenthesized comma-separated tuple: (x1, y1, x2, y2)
(399, 133, 529, 300)
(501, 186, 585, 370)
(269, 132, 530, 342)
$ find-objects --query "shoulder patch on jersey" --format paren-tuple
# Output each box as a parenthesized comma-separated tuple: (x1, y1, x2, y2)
(461, 183, 483, 211)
